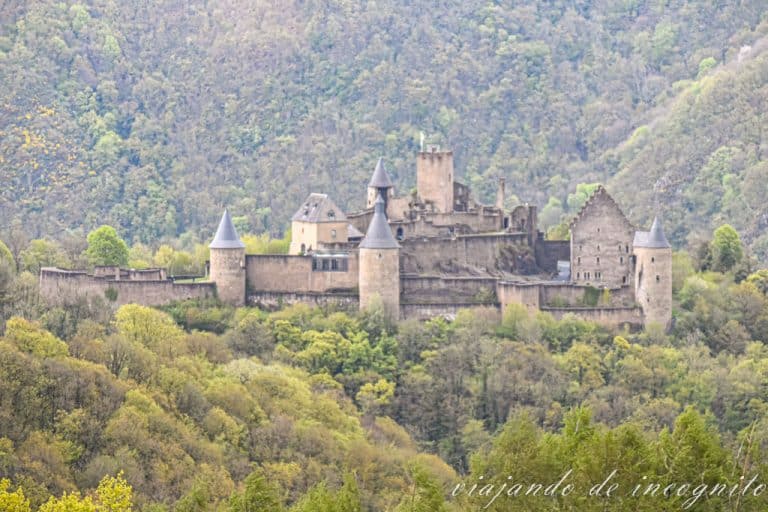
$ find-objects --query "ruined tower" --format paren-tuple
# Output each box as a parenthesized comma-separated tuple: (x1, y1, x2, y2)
(209, 209, 246, 306)
(417, 147, 454, 213)
(633, 217, 672, 328)
(358, 193, 400, 320)
(367, 157, 394, 211)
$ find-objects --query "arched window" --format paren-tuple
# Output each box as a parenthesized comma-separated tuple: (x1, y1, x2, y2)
(396, 227, 404, 240)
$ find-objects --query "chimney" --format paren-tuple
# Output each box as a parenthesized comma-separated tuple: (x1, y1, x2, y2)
(496, 177, 506, 210)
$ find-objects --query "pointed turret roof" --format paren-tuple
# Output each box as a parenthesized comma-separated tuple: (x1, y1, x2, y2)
(359, 194, 399, 249)
(633, 216, 671, 248)
(209, 209, 245, 249)
(368, 157, 393, 188)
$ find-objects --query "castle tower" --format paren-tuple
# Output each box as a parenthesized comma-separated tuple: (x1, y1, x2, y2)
(417, 146, 454, 213)
(209, 209, 246, 306)
(367, 157, 394, 211)
(633, 217, 672, 328)
(358, 193, 400, 321)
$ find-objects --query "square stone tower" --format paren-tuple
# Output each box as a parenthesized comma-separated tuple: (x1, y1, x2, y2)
(417, 147, 454, 213)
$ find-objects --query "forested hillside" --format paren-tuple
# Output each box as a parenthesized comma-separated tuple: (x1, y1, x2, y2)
(2, 239, 768, 509)
(2, 1, 768, 257)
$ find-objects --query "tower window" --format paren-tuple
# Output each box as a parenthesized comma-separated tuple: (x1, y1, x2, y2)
(576, 272, 580, 279)
(620, 256, 624, 264)
(396, 227, 404, 240)
(596, 257, 600, 264)
(331, 229, 337, 239)
(577, 257, 581, 264)
(656, 275, 660, 282)
(651, 257, 655, 263)
(622, 276, 627, 284)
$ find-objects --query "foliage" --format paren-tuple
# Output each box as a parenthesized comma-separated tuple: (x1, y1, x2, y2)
(710, 224, 744, 272)
(2, 0, 767, 262)
(85, 226, 129, 267)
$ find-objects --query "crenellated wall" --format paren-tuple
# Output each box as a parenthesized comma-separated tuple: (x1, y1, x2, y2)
(39, 268, 215, 307)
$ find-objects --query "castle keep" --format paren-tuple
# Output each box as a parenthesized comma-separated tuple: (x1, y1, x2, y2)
(40, 148, 672, 329)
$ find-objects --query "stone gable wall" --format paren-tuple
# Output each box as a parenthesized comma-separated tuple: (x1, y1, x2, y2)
(570, 191, 634, 288)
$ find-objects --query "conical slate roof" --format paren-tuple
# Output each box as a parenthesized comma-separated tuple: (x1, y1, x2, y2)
(633, 216, 671, 249)
(209, 209, 245, 249)
(368, 157, 393, 188)
(359, 194, 399, 249)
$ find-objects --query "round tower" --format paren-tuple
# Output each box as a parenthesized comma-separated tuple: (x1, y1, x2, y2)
(209, 209, 246, 307)
(359, 193, 400, 321)
(633, 217, 672, 328)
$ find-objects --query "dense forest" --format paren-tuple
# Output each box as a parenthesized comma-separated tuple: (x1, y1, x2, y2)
(2, 1, 768, 259)
(2, 225, 768, 510)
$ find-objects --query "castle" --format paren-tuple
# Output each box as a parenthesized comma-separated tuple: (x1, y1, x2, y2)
(40, 147, 672, 329)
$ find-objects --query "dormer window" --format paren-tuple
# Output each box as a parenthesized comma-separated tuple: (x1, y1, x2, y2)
(327, 210, 335, 219)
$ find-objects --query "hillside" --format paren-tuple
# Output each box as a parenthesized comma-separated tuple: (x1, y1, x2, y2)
(609, 35, 768, 260)
(2, 263, 768, 509)
(1, 1, 767, 253)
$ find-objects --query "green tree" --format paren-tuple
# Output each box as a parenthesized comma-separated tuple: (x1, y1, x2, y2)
(710, 224, 743, 272)
(0, 479, 30, 512)
(85, 226, 129, 267)
(229, 469, 283, 512)
(395, 464, 446, 512)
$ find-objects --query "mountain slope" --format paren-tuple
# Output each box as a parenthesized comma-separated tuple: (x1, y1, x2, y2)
(0, 1, 766, 249)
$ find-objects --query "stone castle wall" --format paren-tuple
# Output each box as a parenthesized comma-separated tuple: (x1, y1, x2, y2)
(401, 302, 500, 320)
(400, 233, 532, 275)
(497, 281, 636, 312)
(39, 268, 215, 307)
(401, 275, 498, 303)
(245, 253, 358, 293)
(540, 306, 642, 329)
(247, 291, 358, 311)
(535, 239, 570, 273)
